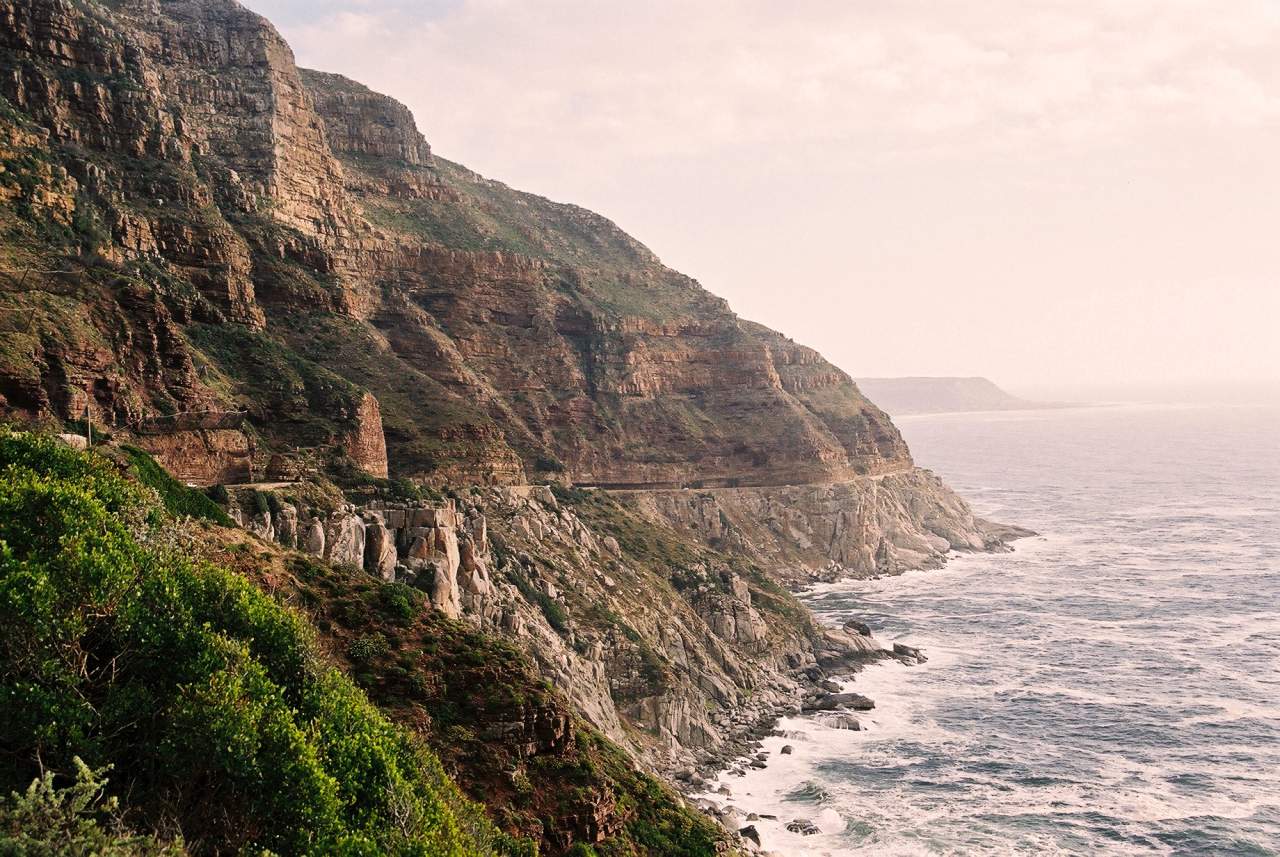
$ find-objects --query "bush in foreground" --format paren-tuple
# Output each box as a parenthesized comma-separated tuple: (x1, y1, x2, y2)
(0, 431, 532, 856)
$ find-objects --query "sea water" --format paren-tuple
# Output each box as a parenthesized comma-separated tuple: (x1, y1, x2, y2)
(703, 403, 1280, 856)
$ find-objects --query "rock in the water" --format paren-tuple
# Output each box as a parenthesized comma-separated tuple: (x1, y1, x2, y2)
(739, 825, 761, 846)
(786, 819, 820, 835)
(894, 642, 927, 663)
(820, 713, 861, 730)
(803, 692, 875, 712)
(780, 744, 793, 755)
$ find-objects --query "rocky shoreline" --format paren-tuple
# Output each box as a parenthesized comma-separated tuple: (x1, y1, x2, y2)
(682, 635, 926, 852)
(674, 547, 1026, 854)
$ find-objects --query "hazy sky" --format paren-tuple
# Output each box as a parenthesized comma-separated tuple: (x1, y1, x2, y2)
(247, 0, 1280, 394)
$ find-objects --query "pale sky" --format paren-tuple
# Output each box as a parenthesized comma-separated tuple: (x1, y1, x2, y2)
(247, 0, 1280, 396)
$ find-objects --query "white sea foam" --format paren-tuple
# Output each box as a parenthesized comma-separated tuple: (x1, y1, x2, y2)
(703, 405, 1280, 855)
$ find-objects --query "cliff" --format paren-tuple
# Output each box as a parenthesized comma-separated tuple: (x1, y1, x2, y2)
(0, 0, 910, 489)
(0, 1, 1024, 853)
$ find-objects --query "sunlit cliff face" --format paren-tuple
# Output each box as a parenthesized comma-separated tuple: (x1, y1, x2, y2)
(250, 0, 1280, 391)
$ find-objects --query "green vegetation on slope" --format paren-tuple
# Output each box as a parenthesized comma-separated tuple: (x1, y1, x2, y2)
(115, 444, 234, 525)
(0, 431, 532, 856)
(0, 758, 184, 855)
(214, 546, 729, 857)
(186, 322, 366, 449)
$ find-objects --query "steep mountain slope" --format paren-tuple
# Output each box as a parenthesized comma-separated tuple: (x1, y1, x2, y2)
(0, 0, 908, 489)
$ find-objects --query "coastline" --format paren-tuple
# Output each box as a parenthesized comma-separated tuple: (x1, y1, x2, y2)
(679, 535, 1038, 853)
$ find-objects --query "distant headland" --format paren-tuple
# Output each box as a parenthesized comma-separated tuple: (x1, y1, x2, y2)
(854, 377, 1070, 415)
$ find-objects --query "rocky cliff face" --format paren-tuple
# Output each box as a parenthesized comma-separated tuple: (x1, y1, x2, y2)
(230, 480, 891, 778)
(0, 0, 912, 490)
(623, 468, 1020, 586)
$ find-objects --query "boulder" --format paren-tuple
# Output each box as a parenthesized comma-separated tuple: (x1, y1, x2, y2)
(301, 518, 325, 556)
(275, 503, 298, 549)
(529, 485, 557, 508)
(459, 536, 485, 575)
(894, 642, 927, 663)
(246, 511, 273, 543)
(325, 513, 366, 569)
(56, 433, 88, 450)
(843, 619, 872, 637)
(406, 534, 432, 561)
(364, 522, 397, 581)
(780, 745, 794, 755)
(739, 825, 761, 846)
(820, 713, 861, 730)
(803, 692, 874, 712)
(467, 513, 487, 547)
(426, 560, 460, 618)
(786, 819, 820, 836)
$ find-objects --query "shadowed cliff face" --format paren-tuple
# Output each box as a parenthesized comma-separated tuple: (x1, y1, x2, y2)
(0, 0, 910, 488)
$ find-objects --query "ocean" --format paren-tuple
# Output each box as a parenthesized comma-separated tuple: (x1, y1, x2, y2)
(702, 403, 1280, 856)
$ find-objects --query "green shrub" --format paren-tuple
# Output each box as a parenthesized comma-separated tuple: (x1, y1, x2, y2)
(0, 758, 183, 855)
(118, 445, 233, 525)
(347, 633, 390, 663)
(506, 567, 569, 634)
(0, 430, 531, 856)
(378, 583, 422, 624)
(532, 455, 565, 474)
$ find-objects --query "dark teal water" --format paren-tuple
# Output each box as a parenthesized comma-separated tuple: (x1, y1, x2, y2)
(705, 404, 1280, 855)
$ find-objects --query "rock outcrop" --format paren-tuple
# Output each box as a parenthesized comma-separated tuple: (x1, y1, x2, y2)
(232, 481, 894, 776)
(341, 391, 389, 478)
(622, 468, 1023, 585)
(134, 428, 253, 486)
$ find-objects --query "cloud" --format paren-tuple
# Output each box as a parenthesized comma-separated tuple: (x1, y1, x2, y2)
(250, 0, 1280, 171)
(243, 0, 1280, 388)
